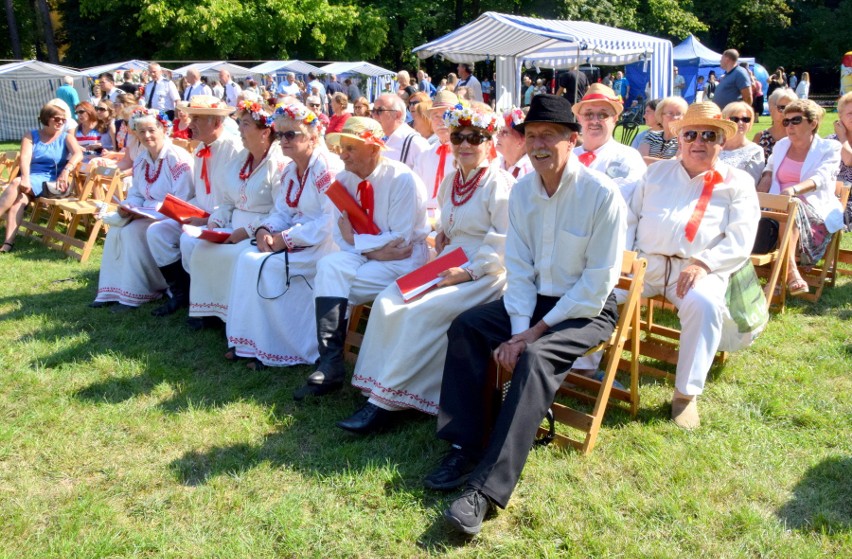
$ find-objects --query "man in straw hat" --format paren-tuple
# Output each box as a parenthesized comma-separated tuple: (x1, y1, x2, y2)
(627, 101, 759, 429)
(424, 95, 626, 535)
(572, 83, 646, 203)
(412, 90, 460, 219)
(293, 117, 430, 400)
(147, 95, 243, 317)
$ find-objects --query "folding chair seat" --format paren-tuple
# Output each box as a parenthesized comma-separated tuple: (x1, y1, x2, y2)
(491, 251, 647, 455)
(20, 162, 84, 238)
(172, 138, 193, 153)
(0, 151, 21, 194)
(797, 183, 851, 302)
(751, 192, 798, 313)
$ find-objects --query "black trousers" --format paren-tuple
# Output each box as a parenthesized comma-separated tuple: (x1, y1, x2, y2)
(436, 293, 618, 508)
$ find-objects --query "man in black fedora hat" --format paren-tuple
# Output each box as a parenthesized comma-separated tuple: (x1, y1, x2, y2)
(423, 94, 627, 535)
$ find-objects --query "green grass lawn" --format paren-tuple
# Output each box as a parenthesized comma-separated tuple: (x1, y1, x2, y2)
(1, 228, 851, 557)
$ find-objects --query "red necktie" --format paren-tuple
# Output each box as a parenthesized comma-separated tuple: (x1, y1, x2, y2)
(197, 145, 212, 194)
(357, 180, 375, 222)
(434, 143, 450, 199)
(685, 169, 723, 242)
(511, 167, 520, 178)
(578, 151, 596, 167)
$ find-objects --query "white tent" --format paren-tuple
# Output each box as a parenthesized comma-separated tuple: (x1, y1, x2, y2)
(81, 59, 152, 78)
(319, 62, 395, 101)
(0, 60, 89, 141)
(250, 60, 322, 78)
(172, 61, 254, 80)
(413, 12, 673, 110)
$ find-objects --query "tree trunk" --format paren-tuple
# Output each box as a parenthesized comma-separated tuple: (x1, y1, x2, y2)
(35, 0, 58, 62)
(4, 0, 22, 59)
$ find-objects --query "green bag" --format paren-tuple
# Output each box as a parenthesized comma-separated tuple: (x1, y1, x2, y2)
(721, 261, 769, 351)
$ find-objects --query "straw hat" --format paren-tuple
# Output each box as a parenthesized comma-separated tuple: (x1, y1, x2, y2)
(177, 95, 235, 116)
(571, 83, 623, 117)
(668, 102, 737, 138)
(325, 117, 387, 150)
(428, 90, 459, 112)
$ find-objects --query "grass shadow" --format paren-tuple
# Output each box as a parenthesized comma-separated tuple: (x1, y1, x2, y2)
(777, 456, 852, 533)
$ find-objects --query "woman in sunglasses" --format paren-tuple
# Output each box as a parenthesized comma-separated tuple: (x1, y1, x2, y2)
(628, 102, 760, 429)
(338, 103, 513, 434)
(758, 99, 843, 295)
(753, 88, 798, 160)
(226, 103, 342, 369)
(719, 101, 765, 184)
(73, 102, 104, 153)
(0, 101, 83, 253)
(94, 100, 117, 151)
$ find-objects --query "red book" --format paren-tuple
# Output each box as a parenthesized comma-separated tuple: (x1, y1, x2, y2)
(158, 194, 210, 222)
(319, 180, 381, 235)
(395, 247, 469, 303)
(181, 224, 231, 243)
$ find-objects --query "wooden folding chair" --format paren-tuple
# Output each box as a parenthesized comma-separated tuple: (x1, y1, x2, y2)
(28, 167, 122, 262)
(751, 192, 799, 313)
(20, 162, 84, 238)
(493, 251, 647, 454)
(0, 151, 21, 193)
(797, 183, 851, 302)
(344, 303, 372, 364)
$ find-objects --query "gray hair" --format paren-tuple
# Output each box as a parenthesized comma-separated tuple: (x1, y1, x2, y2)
(62, 76, 74, 85)
(768, 87, 797, 108)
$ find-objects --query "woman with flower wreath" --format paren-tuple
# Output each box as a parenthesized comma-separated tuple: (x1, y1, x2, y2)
(92, 109, 194, 310)
(184, 100, 288, 327)
(338, 103, 514, 434)
(225, 103, 343, 369)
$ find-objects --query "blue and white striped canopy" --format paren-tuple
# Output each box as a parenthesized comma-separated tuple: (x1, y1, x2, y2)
(250, 60, 323, 76)
(414, 12, 673, 108)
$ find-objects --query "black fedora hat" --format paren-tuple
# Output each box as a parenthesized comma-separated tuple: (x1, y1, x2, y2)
(515, 94, 580, 133)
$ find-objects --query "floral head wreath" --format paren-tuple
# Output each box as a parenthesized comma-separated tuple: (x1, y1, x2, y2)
(272, 103, 319, 128)
(443, 103, 500, 134)
(503, 107, 525, 130)
(237, 99, 274, 128)
(129, 108, 171, 131)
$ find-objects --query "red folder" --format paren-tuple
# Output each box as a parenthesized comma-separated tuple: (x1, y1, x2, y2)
(320, 180, 381, 235)
(181, 224, 231, 243)
(158, 194, 210, 222)
(395, 247, 469, 303)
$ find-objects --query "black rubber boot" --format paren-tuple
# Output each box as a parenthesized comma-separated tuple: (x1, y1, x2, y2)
(293, 297, 349, 400)
(151, 261, 191, 317)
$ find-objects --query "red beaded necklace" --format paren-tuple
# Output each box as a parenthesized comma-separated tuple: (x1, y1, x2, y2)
(239, 144, 272, 181)
(286, 160, 314, 208)
(144, 159, 164, 184)
(451, 167, 487, 206)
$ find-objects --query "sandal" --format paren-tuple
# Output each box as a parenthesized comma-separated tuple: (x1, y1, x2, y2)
(246, 358, 267, 371)
(787, 277, 809, 296)
(0, 242, 13, 253)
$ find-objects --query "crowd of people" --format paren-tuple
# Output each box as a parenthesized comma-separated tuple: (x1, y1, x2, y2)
(1, 58, 850, 537)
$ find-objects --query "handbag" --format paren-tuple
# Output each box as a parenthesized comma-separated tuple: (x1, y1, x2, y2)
(720, 261, 769, 351)
(42, 180, 73, 199)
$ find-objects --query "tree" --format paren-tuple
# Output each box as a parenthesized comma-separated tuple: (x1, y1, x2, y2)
(4, 0, 22, 59)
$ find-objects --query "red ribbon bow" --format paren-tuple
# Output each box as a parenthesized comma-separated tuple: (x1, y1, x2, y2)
(578, 151, 596, 167)
(357, 180, 375, 223)
(434, 143, 451, 199)
(197, 145, 212, 194)
(685, 169, 723, 242)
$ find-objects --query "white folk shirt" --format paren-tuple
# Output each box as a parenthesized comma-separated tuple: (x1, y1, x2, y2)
(384, 123, 431, 169)
(332, 158, 430, 254)
(188, 133, 244, 213)
(143, 79, 180, 111)
(627, 159, 760, 279)
(263, 147, 344, 249)
(413, 140, 456, 212)
(574, 139, 646, 203)
(504, 157, 626, 334)
(496, 153, 534, 180)
(127, 141, 195, 207)
(182, 82, 213, 101)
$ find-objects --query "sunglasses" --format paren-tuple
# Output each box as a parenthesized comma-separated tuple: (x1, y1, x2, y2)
(409, 100, 421, 107)
(275, 130, 304, 141)
(96, 106, 109, 112)
(75, 110, 86, 115)
(729, 116, 751, 123)
(308, 103, 321, 108)
(782, 115, 807, 127)
(681, 130, 722, 144)
(449, 132, 491, 146)
(371, 108, 397, 115)
(579, 111, 614, 121)
(51, 116, 67, 123)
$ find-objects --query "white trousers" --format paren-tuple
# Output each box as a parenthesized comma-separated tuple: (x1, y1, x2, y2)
(314, 243, 429, 305)
(146, 219, 183, 267)
(179, 233, 204, 273)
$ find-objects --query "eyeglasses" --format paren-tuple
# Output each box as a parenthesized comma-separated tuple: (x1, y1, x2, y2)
(728, 116, 751, 123)
(371, 108, 398, 115)
(75, 110, 86, 115)
(51, 116, 67, 123)
(95, 106, 109, 112)
(775, 105, 787, 112)
(662, 112, 684, 119)
(579, 111, 614, 121)
(308, 103, 321, 108)
(782, 115, 806, 127)
(275, 130, 304, 141)
(449, 132, 491, 146)
(681, 130, 722, 144)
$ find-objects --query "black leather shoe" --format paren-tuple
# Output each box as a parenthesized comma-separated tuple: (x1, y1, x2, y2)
(337, 403, 396, 434)
(186, 316, 223, 331)
(423, 448, 477, 491)
(292, 380, 343, 401)
(89, 300, 114, 309)
(444, 488, 491, 536)
(110, 303, 136, 314)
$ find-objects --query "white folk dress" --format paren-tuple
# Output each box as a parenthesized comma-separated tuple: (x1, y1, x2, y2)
(94, 141, 194, 306)
(187, 144, 288, 321)
(226, 148, 342, 366)
(351, 161, 513, 414)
